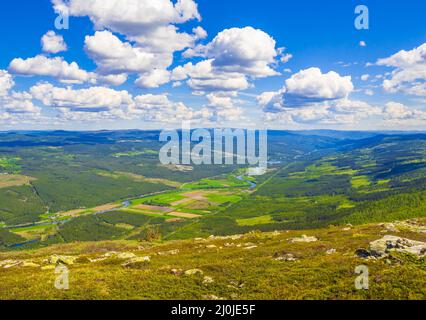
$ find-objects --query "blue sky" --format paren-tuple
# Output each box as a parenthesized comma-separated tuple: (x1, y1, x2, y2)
(0, 0, 425, 130)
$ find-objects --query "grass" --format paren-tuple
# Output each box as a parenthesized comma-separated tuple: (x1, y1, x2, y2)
(0, 174, 35, 189)
(0, 157, 22, 173)
(237, 215, 273, 226)
(351, 176, 371, 188)
(0, 219, 424, 300)
(96, 170, 181, 188)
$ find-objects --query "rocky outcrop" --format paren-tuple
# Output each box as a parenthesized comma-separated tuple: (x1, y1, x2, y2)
(370, 236, 426, 258)
(184, 268, 204, 276)
(122, 256, 151, 268)
(356, 235, 426, 259)
(326, 249, 337, 255)
(273, 252, 298, 262)
(48, 255, 78, 265)
(290, 235, 318, 243)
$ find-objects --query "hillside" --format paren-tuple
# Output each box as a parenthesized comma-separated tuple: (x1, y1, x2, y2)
(0, 218, 425, 300)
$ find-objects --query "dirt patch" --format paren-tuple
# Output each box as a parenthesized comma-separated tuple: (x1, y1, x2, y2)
(59, 209, 86, 217)
(185, 201, 211, 210)
(166, 218, 185, 223)
(182, 191, 208, 201)
(134, 204, 174, 213)
(92, 204, 121, 212)
(169, 212, 202, 219)
(160, 164, 194, 172)
(97, 171, 181, 187)
(170, 198, 192, 206)
(0, 174, 36, 189)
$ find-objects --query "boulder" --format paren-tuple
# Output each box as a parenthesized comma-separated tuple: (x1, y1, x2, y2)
(369, 235, 426, 258)
(2, 260, 22, 269)
(170, 268, 183, 276)
(116, 252, 137, 259)
(290, 235, 318, 243)
(41, 265, 56, 270)
(49, 255, 78, 265)
(185, 268, 204, 276)
(158, 249, 180, 256)
(326, 249, 337, 255)
(22, 261, 40, 268)
(273, 252, 298, 262)
(122, 256, 151, 268)
(203, 276, 215, 285)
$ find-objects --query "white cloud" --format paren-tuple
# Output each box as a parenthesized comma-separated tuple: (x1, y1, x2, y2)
(84, 31, 158, 75)
(383, 101, 426, 121)
(173, 60, 250, 93)
(257, 68, 382, 125)
(280, 53, 293, 64)
(364, 89, 374, 96)
(53, 0, 200, 37)
(135, 69, 171, 88)
(257, 88, 286, 113)
(199, 93, 244, 122)
(0, 70, 14, 96)
(196, 27, 280, 78)
(376, 43, 426, 96)
(0, 71, 41, 117)
(96, 74, 128, 86)
(9, 55, 90, 83)
(54, 0, 205, 88)
(174, 26, 283, 99)
(132, 94, 199, 123)
(361, 74, 370, 81)
(193, 26, 207, 40)
(263, 98, 381, 125)
(41, 31, 67, 53)
(30, 82, 133, 112)
(284, 67, 354, 106)
(359, 41, 367, 47)
(1, 92, 41, 114)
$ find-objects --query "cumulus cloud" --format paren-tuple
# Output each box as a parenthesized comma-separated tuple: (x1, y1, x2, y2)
(172, 59, 250, 93)
(84, 31, 158, 75)
(52, 0, 200, 37)
(27, 82, 202, 123)
(376, 43, 426, 96)
(383, 101, 426, 121)
(186, 27, 280, 78)
(132, 94, 202, 123)
(257, 68, 382, 125)
(54, 0, 205, 87)
(361, 74, 370, 81)
(172, 27, 285, 101)
(135, 69, 171, 88)
(199, 93, 245, 122)
(0, 70, 14, 96)
(284, 67, 354, 106)
(0, 70, 41, 118)
(9, 55, 91, 83)
(41, 31, 67, 53)
(30, 82, 133, 112)
(257, 88, 286, 113)
(1, 92, 41, 114)
(262, 98, 381, 125)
